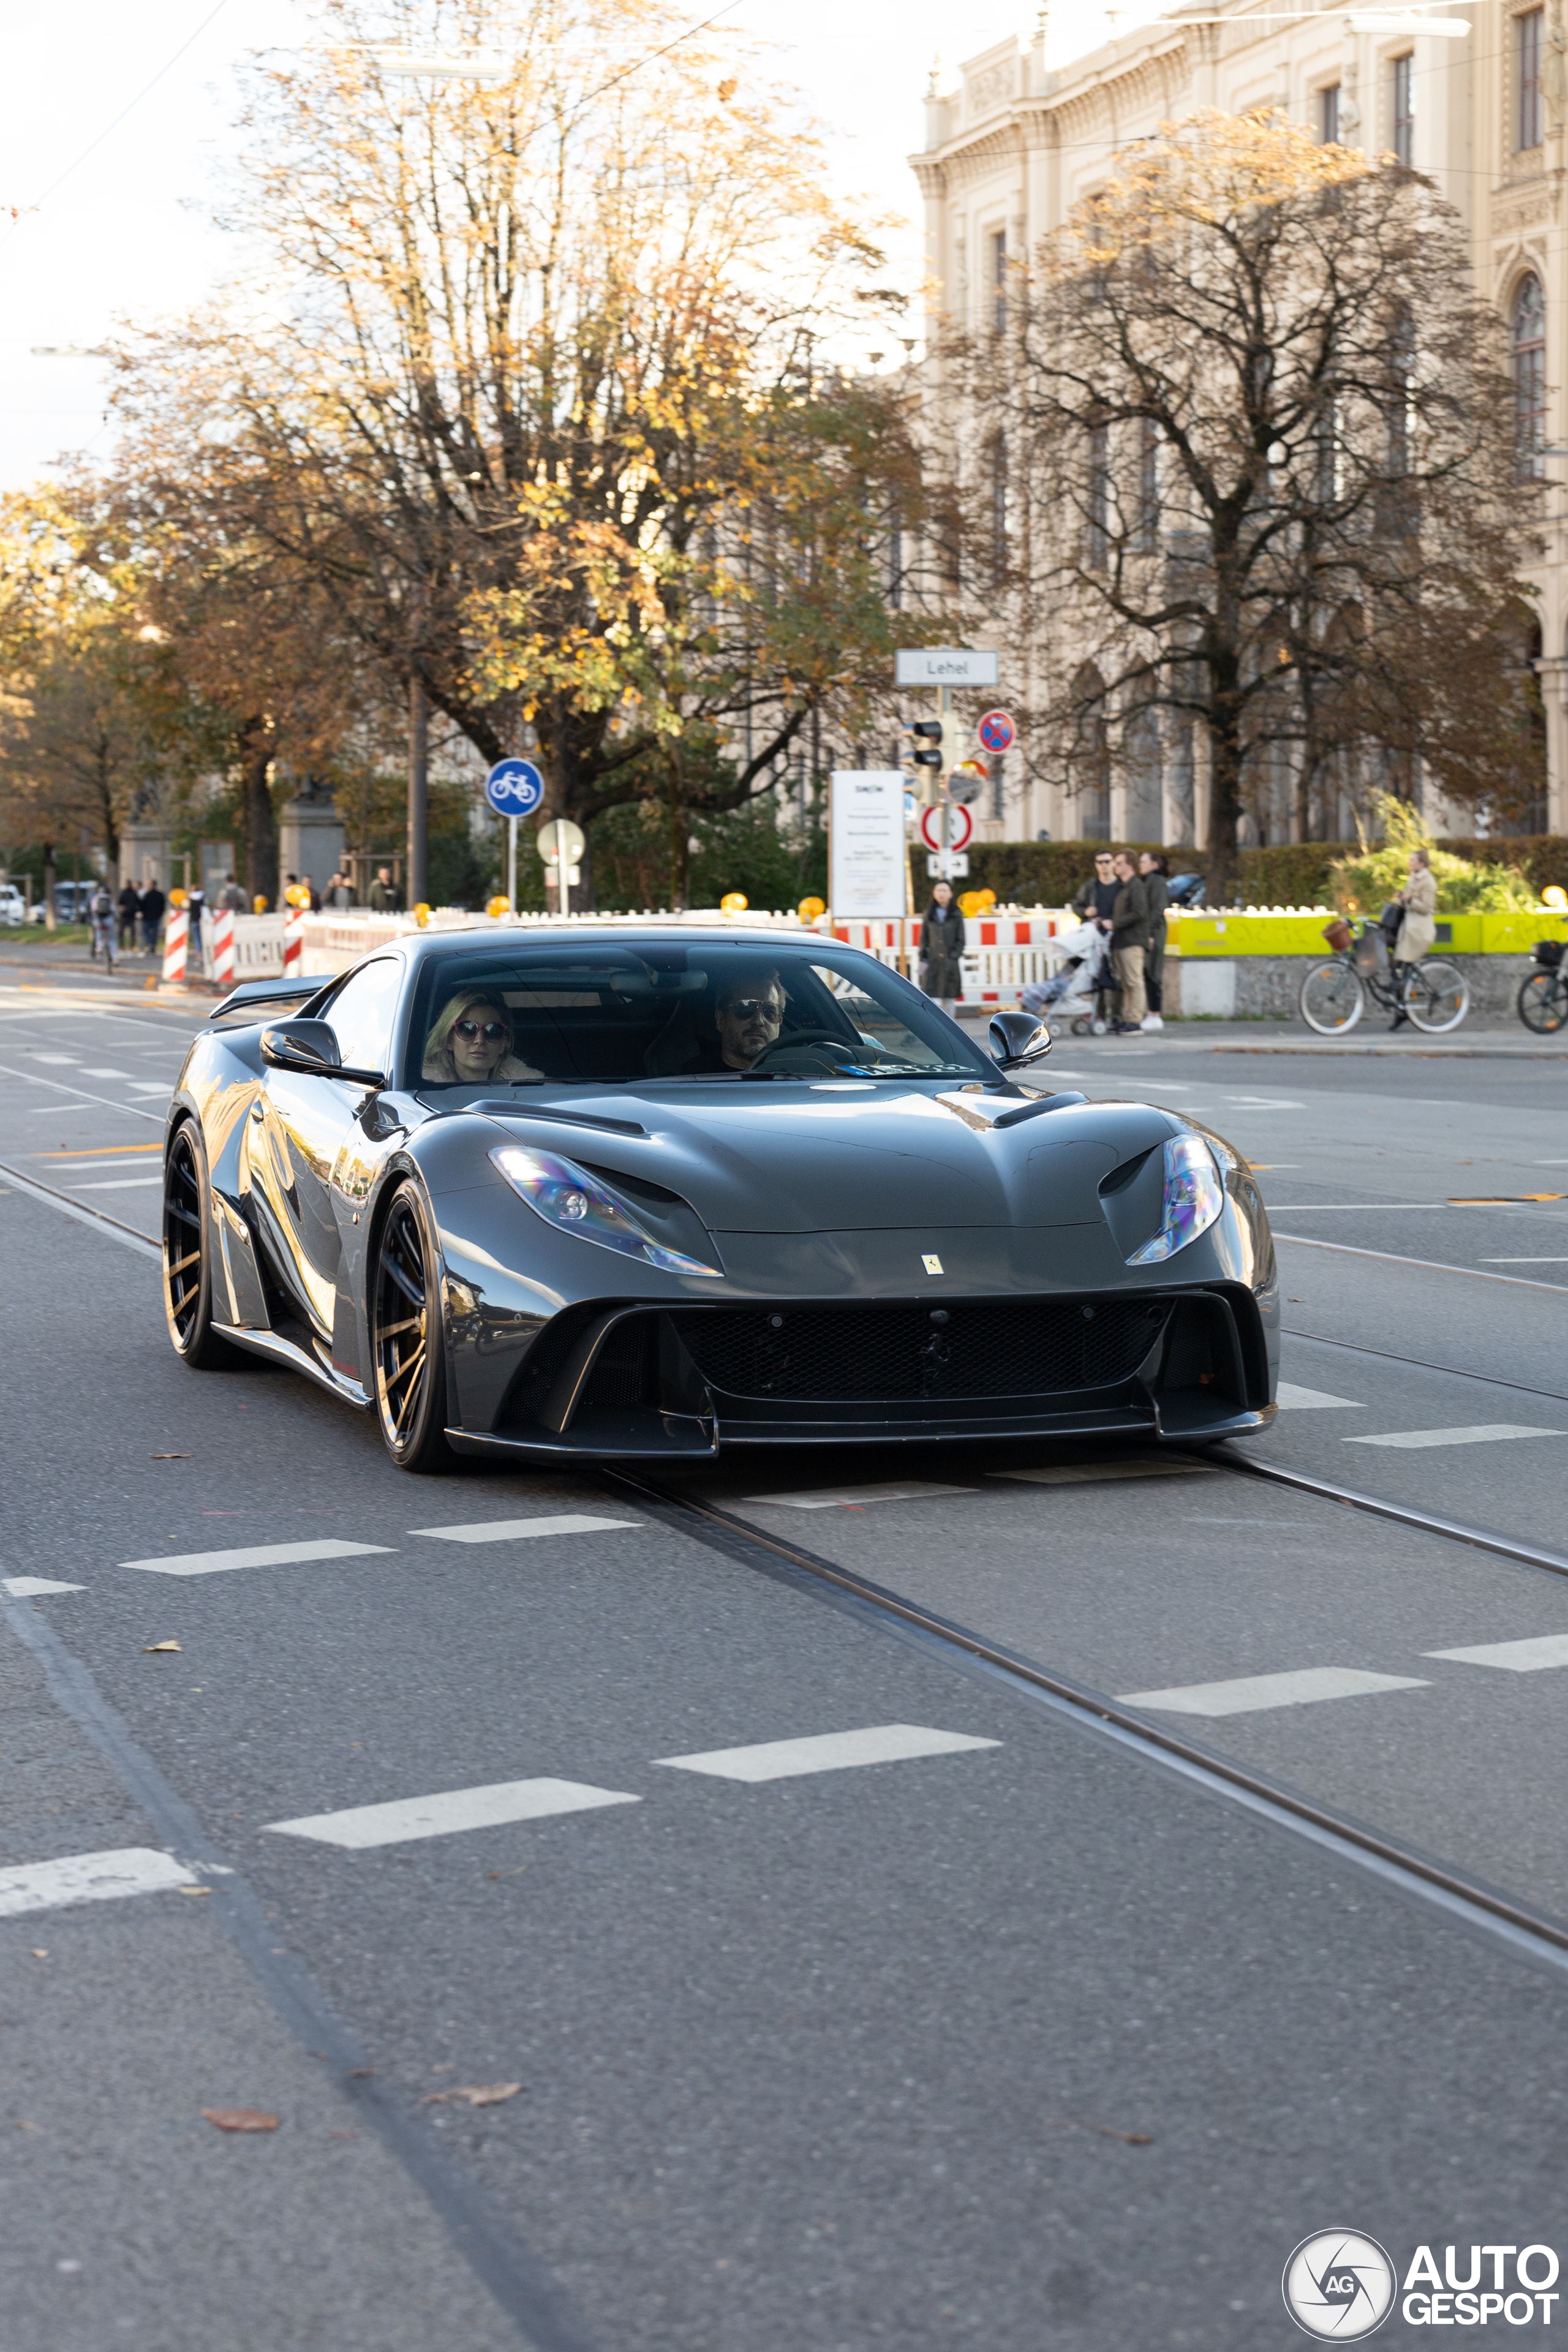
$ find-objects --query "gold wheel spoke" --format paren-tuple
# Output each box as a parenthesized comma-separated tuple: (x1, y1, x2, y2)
(390, 1349, 426, 1435)
(165, 1248, 200, 1278)
(379, 1313, 423, 1340)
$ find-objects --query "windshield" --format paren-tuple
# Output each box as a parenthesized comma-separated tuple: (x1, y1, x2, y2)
(406, 938, 993, 1089)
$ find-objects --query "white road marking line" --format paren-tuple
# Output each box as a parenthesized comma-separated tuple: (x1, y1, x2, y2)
(1223, 1097, 1305, 1108)
(78, 1066, 132, 1078)
(410, 1514, 643, 1544)
(1344, 1424, 1560, 1450)
(1267, 1202, 1447, 1211)
(741, 1482, 976, 1510)
(264, 1778, 640, 1849)
(1116, 1667, 1429, 1717)
(3, 1576, 85, 1596)
(36, 1155, 162, 1172)
(73, 1177, 162, 1191)
(29, 1053, 79, 1065)
(0, 1847, 196, 1918)
(122, 1537, 394, 1576)
(127, 1082, 171, 1095)
(0, 1060, 163, 1118)
(1482, 1257, 1568, 1264)
(1426, 1633, 1568, 1673)
(654, 1724, 1000, 1782)
(1276, 1381, 1363, 1410)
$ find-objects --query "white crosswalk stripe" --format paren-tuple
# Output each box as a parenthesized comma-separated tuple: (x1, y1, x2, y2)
(122, 1538, 394, 1577)
(409, 1515, 641, 1543)
(3, 1577, 84, 1596)
(0, 1847, 196, 1918)
(1427, 1634, 1568, 1673)
(1276, 1382, 1363, 1409)
(654, 1724, 1000, 1781)
(265, 1778, 641, 1849)
(1116, 1667, 1429, 1717)
(1345, 1425, 1559, 1450)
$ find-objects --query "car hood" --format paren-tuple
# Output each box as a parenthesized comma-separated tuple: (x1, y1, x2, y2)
(461, 1084, 1180, 1235)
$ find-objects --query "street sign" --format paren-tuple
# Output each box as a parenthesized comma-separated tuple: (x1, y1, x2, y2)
(536, 818, 586, 867)
(918, 802, 973, 853)
(976, 709, 1016, 755)
(927, 851, 969, 878)
(484, 758, 545, 818)
(894, 647, 1000, 688)
(829, 772, 907, 919)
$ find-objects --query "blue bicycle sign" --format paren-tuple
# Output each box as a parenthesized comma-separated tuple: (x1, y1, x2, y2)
(484, 758, 545, 818)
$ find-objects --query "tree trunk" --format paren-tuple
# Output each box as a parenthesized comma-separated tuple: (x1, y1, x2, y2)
(407, 678, 429, 907)
(665, 746, 690, 911)
(240, 727, 279, 908)
(1204, 661, 1246, 908)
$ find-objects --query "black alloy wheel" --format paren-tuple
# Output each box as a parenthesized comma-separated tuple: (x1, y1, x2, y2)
(163, 1120, 239, 1368)
(371, 1182, 454, 1471)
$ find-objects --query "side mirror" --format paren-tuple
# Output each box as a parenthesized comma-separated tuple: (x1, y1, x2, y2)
(261, 1019, 384, 1087)
(989, 1009, 1052, 1068)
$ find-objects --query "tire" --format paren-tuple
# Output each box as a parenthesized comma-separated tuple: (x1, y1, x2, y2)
(370, 1180, 454, 1472)
(1298, 959, 1363, 1035)
(1403, 958, 1468, 1034)
(1518, 971, 1568, 1035)
(163, 1120, 242, 1368)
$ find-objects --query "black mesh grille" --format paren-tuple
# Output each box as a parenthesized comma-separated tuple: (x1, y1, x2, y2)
(674, 1299, 1167, 1404)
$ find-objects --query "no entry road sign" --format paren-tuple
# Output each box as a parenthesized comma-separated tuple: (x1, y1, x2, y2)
(484, 758, 545, 818)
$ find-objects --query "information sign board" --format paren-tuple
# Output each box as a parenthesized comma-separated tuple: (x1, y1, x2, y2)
(894, 648, 1000, 688)
(829, 772, 907, 919)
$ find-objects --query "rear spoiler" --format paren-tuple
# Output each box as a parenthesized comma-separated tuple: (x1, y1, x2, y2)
(211, 974, 336, 1022)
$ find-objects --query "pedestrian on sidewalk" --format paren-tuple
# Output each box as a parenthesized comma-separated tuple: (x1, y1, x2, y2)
(919, 881, 967, 1016)
(1072, 850, 1120, 936)
(88, 881, 117, 968)
(369, 865, 404, 913)
(1138, 851, 1169, 1031)
(1109, 851, 1151, 1035)
(218, 873, 247, 913)
(116, 881, 141, 951)
(1388, 848, 1438, 1030)
(139, 882, 165, 956)
(186, 883, 207, 975)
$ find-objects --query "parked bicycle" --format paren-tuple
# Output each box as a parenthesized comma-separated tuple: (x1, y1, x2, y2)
(1298, 915, 1469, 1035)
(1518, 937, 1568, 1034)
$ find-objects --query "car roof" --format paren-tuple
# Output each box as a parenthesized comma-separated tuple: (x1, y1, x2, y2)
(398, 922, 830, 961)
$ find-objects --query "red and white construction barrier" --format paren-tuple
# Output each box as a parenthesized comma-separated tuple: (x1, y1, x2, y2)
(283, 905, 306, 978)
(211, 908, 235, 990)
(162, 907, 189, 985)
(826, 911, 1075, 1005)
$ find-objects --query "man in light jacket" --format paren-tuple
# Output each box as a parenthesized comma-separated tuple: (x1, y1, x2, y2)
(1109, 851, 1151, 1034)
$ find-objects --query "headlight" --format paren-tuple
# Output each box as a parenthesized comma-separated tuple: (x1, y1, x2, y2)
(1126, 1134, 1224, 1265)
(489, 1145, 722, 1276)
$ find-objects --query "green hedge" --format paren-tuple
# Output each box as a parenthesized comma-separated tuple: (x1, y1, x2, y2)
(967, 835, 1568, 908)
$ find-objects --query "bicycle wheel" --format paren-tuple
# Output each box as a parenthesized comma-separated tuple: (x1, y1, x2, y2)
(1403, 958, 1468, 1033)
(1518, 971, 1568, 1035)
(1298, 959, 1363, 1034)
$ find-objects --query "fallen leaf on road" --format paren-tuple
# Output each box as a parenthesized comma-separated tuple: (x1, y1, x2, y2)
(30, 1949, 47, 1959)
(150, 1453, 192, 1460)
(176, 1885, 211, 1896)
(1048, 2117, 1153, 2146)
(202, 2109, 280, 2133)
(422, 2082, 522, 2108)
(143, 1640, 181, 1653)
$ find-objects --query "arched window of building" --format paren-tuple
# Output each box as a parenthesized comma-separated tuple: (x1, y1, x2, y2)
(1513, 274, 1547, 479)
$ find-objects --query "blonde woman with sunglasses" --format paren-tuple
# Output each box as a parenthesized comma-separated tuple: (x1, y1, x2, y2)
(421, 990, 543, 1084)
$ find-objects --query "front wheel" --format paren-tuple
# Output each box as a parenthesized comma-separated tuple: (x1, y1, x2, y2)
(370, 1181, 454, 1471)
(1298, 960, 1363, 1035)
(163, 1120, 242, 1368)
(1403, 959, 1468, 1034)
(1518, 971, 1568, 1035)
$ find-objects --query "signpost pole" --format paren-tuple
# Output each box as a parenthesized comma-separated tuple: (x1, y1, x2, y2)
(560, 861, 571, 921)
(507, 816, 517, 913)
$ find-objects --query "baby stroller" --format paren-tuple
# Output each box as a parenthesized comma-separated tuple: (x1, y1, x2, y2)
(1020, 920, 1121, 1036)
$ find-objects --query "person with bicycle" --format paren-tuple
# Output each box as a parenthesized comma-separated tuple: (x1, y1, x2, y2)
(1388, 849, 1437, 1031)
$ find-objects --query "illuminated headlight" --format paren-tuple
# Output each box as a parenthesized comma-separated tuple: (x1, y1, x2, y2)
(1126, 1134, 1224, 1265)
(489, 1145, 722, 1276)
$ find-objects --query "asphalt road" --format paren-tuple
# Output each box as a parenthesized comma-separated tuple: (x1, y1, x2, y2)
(4, 976, 1568, 2349)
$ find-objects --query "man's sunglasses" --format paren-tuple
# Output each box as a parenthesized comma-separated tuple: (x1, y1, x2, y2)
(454, 1018, 508, 1042)
(728, 997, 783, 1021)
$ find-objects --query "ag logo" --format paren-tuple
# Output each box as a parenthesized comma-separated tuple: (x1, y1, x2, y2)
(1283, 2231, 1395, 2339)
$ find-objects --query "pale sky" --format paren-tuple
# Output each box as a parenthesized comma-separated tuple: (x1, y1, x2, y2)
(0, 0, 1123, 491)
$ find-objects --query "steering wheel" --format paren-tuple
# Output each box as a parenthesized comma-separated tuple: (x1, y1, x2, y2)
(749, 1030, 857, 1070)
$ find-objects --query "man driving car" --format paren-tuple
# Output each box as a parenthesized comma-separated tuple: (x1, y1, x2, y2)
(715, 967, 786, 1069)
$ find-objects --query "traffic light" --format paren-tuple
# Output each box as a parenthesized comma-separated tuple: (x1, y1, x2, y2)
(907, 720, 943, 769)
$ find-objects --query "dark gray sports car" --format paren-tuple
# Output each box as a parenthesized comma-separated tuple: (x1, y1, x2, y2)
(162, 924, 1277, 1468)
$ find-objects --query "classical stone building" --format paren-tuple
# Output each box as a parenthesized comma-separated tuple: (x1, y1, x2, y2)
(912, 2, 1568, 843)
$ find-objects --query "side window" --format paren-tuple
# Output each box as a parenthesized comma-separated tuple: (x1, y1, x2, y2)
(323, 959, 402, 1074)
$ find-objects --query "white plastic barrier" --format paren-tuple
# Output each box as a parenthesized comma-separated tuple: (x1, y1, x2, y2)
(216, 905, 1079, 1008)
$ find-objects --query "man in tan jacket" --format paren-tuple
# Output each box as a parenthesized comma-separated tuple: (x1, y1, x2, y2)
(1390, 848, 1438, 1028)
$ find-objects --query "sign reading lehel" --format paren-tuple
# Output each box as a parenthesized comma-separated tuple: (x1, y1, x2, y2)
(894, 647, 1000, 688)
(829, 772, 907, 919)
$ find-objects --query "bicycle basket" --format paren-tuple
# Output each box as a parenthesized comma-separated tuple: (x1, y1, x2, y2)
(1321, 918, 1353, 954)
(1532, 937, 1566, 969)
(1353, 923, 1389, 977)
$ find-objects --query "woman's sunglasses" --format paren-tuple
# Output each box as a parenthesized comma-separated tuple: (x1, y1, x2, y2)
(454, 1019, 508, 1042)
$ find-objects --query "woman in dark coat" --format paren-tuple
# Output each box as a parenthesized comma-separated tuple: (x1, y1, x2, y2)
(919, 881, 967, 1012)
